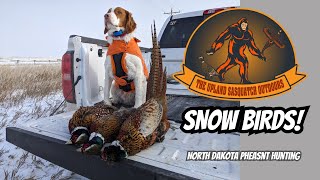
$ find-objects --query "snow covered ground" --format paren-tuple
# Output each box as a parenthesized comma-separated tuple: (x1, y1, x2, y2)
(0, 92, 87, 179)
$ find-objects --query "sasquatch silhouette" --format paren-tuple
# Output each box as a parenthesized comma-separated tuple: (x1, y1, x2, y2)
(206, 17, 266, 84)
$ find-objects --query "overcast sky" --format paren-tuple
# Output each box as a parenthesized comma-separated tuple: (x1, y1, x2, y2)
(0, 0, 239, 57)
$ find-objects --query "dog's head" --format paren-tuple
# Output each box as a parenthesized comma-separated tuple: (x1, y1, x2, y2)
(104, 7, 136, 35)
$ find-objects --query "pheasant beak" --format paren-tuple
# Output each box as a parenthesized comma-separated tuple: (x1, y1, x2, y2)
(66, 134, 80, 145)
(67, 133, 88, 145)
(81, 143, 90, 152)
(65, 140, 73, 145)
(79, 134, 104, 155)
(80, 143, 102, 155)
(75, 133, 89, 144)
(68, 127, 90, 145)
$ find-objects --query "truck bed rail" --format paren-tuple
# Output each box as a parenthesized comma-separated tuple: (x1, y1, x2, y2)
(69, 35, 152, 52)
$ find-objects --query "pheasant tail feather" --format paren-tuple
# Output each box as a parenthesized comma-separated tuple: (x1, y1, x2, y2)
(147, 21, 166, 100)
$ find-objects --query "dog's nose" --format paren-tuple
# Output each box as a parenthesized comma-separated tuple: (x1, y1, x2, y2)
(104, 14, 109, 18)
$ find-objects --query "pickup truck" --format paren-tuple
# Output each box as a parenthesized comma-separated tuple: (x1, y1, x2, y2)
(6, 8, 240, 180)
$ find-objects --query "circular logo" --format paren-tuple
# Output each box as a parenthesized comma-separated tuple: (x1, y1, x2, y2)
(175, 8, 305, 100)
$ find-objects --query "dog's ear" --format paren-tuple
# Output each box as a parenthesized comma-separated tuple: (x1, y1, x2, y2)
(104, 27, 108, 34)
(125, 11, 136, 34)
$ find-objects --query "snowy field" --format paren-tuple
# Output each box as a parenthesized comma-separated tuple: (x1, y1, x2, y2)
(0, 64, 86, 179)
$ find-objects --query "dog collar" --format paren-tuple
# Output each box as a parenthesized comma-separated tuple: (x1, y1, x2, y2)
(113, 30, 125, 37)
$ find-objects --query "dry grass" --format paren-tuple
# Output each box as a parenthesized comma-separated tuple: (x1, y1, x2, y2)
(0, 64, 61, 106)
(4, 152, 30, 180)
(0, 147, 5, 165)
(31, 155, 45, 169)
(16, 152, 29, 170)
(0, 63, 79, 179)
(50, 169, 64, 180)
(3, 170, 9, 180)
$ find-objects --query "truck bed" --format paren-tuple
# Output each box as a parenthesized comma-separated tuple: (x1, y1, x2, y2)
(6, 96, 239, 180)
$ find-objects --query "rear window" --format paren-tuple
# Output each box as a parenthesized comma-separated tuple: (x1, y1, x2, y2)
(159, 16, 204, 48)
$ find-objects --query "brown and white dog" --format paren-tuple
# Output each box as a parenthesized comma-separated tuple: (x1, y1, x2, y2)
(104, 7, 148, 108)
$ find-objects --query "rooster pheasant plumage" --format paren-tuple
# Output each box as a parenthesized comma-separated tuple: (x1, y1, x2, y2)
(67, 104, 117, 145)
(80, 107, 134, 154)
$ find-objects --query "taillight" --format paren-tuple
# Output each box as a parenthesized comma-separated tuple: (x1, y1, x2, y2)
(203, 8, 229, 15)
(62, 51, 76, 103)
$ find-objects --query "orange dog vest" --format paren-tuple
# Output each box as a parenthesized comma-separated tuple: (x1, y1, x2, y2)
(107, 38, 149, 92)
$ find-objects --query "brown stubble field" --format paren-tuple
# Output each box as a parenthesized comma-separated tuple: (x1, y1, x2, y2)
(0, 64, 61, 106)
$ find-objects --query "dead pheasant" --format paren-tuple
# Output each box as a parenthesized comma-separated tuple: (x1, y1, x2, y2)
(66, 104, 117, 145)
(79, 108, 134, 154)
(101, 22, 170, 161)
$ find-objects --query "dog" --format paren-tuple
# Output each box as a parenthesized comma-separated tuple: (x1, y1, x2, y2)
(104, 7, 148, 108)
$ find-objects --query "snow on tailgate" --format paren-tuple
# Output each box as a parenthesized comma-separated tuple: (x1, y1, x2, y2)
(16, 110, 239, 180)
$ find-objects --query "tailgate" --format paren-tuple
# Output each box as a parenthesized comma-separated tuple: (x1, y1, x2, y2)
(6, 96, 239, 180)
